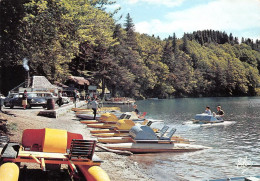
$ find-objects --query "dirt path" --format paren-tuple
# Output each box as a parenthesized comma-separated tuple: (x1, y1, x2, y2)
(0, 106, 153, 181)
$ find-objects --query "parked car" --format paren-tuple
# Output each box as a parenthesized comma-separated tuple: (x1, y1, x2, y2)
(4, 93, 19, 107)
(9, 92, 47, 109)
(0, 94, 5, 110)
(52, 94, 70, 105)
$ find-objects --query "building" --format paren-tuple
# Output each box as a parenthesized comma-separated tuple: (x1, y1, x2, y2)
(10, 76, 58, 94)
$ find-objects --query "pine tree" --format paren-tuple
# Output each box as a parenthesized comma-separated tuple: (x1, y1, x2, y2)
(124, 13, 134, 32)
(229, 33, 234, 45)
(182, 33, 189, 54)
(172, 33, 177, 53)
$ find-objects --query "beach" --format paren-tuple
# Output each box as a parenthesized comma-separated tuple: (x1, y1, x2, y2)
(0, 105, 152, 181)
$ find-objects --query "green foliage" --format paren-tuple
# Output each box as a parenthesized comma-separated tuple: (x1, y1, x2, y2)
(1, 2, 260, 98)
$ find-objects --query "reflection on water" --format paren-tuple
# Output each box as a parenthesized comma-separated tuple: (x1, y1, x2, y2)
(118, 97, 260, 180)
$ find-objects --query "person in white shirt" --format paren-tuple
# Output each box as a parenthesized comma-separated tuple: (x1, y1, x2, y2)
(58, 90, 62, 107)
(204, 106, 212, 115)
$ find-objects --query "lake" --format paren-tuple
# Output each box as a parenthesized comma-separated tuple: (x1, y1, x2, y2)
(119, 97, 260, 181)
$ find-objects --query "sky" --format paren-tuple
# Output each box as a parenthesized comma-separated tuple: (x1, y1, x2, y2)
(109, 0, 260, 41)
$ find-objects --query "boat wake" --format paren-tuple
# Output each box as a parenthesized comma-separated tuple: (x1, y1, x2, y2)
(200, 121, 236, 127)
(182, 121, 236, 127)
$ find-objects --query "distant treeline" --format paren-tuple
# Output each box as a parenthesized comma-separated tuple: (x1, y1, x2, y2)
(186, 30, 260, 52)
(0, 0, 260, 99)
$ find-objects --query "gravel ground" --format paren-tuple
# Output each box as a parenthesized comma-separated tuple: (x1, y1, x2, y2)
(0, 104, 153, 181)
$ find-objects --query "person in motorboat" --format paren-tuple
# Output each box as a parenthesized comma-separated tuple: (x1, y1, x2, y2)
(204, 106, 212, 115)
(216, 106, 224, 116)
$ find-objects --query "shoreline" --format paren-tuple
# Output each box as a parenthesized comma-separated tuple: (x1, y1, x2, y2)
(0, 104, 153, 181)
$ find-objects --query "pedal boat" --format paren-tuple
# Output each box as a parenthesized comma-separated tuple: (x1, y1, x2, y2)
(81, 111, 148, 126)
(102, 125, 209, 153)
(80, 112, 119, 124)
(97, 125, 191, 144)
(0, 128, 110, 181)
(76, 113, 102, 120)
(80, 111, 147, 124)
(90, 119, 151, 136)
(72, 106, 121, 112)
(90, 118, 140, 134)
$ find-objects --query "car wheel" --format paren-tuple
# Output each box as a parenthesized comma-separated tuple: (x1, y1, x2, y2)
(42, 105, 47, 108)
(10, 104, 14, 109)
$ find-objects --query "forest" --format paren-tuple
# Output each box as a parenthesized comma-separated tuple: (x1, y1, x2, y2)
(1, 0, 260, 99)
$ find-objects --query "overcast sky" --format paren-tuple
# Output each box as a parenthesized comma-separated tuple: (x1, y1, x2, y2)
(110, 0, 260, 40)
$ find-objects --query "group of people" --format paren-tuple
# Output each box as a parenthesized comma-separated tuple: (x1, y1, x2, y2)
(57, 89, 80, 107)
(204, 106, 224, 117)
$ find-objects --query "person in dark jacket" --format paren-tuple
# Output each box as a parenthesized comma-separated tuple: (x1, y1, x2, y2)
(216, 106, 225, 117)
(0, 94, 4, 112)
(22, 90, 28, 109)
(73, 89, 77, 103)
(133, 104, 140, 116)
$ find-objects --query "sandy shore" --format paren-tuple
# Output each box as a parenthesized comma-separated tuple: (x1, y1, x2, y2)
(0, 105, 153, 181)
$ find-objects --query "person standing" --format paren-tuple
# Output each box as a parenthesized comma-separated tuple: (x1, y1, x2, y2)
(91, 98, 99, 120)
(133, 104, 139, 116)
(22, 90, 28, 109)
(73, 89, 78, 108)
(77, 90, 80, 101)
(58, 90, 62, 107)
(0, 94, 4, 112)
(86, 95, 91, 108)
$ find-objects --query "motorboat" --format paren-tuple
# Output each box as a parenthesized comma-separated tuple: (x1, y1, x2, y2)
(183, 113, 235, 127)
(192, 113, 224, 123)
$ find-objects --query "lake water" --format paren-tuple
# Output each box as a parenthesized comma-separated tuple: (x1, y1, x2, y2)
(119, 97, 260, 181)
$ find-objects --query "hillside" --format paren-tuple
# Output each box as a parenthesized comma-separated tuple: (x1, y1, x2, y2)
(1, 0, 260, 98)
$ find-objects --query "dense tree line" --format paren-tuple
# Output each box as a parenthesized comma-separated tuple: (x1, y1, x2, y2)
(1, 0, 260, 99)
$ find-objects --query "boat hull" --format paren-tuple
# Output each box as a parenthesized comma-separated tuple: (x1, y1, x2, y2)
(76, 114, 101, 120)
(73, 107, 120, 112)
(98, 136, 191, 144)
(104, 143, 209, 153)
(98, 137, 133, 143)
(87, 123, 116, 129)
(92, 133, 129, 137)
(80, 120, 100, 124)
(90, 129, 111, 134)
(90, 128, 129, 134)
(200, 121, 235, 127)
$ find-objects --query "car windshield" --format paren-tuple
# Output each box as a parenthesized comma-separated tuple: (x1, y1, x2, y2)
(27, 93, 38, 97)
